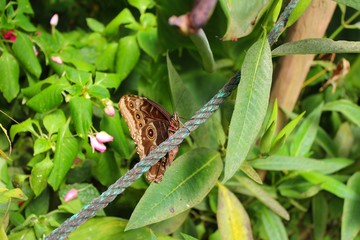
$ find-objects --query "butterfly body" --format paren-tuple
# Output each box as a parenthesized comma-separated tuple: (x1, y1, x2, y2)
(119, 95, 179, 182)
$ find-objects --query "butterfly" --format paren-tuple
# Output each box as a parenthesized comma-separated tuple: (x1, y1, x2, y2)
(119, 95, 180, 183)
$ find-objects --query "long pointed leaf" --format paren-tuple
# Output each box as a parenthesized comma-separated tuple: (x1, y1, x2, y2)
(251, 156, 352, 174)
(341, 172, 360, 240)
(224, 34, 272, 182)
(323, 100, 360, 127)
(260, 207, 288, 240)
(290, 103, 322, 156)
(48, 121, 79, 190)
(126, 148, 222, 230)
(237, 176, 289, 220)
(300, 172, 358, 200)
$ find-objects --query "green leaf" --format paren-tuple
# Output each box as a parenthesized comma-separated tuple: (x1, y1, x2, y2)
(271, 112, 305, 151)
(92, 151, 120, 186)
(26, 83, 65, 113)
(217, 182, 253, 239)
(150, 210, 189, 235)
(278, 178, 321, 199)
(237, 176, 289, 220)
(290, 103, 322, 156)
(224, 35, 272, 182)
(181, 233, 198, 240)
(68, 217, 154, 240)
(128, 0, 155, 14)
(12, 31, 41, 78)
(94, 72, 122, 89)
(341, 172, 360, 240)
(167, 54, 197, 120)
(251, 156, 352, 174)
(0, 51, 20, 102)
(10, 118, 37, 140)
(7, 229, 36, 240)
(285, 0, 311, 28)
(87, 85, 110, 99)
(0, 187, 27, 203)
(100, 113, 131, 158)
(323, 100, 360, 127)
(30, 156, 53, 196)
(260, 99, 278, 153)
(104, 9, 136, 36)
(300, 172, 358, 200)
(259, 207, 288, 240)
(190, 30, 215, 72)
(126, 148, 222, 230)
(137, 28, 159, 61)
(48, 122, 79, 190)
(115, 35, 140, 82)
(0, 0, 5, 12)
(65, 68, 92, 86)
(272, 39, 360, 56)
(69, 96, 92, 139)
(17, 0, 34, 14)
(95, 43, 118, 72)
(334, 0, 360, 10)
(219, 0, 272, 40)
(13, 13, 37, 32)
(239, 161, 263, 184)
(312, 193, 328, 240)
(33, 138, 52, 155)
(260, 121, 276, 154)
(315, 127, 337, 157)
(0, 158, 11, 188)
(43, 109, 66, 135)
(21, 75, 56, 98)
(86, 18, 105, 33)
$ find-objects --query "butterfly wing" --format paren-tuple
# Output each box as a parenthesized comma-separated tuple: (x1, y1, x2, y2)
(119, 95, 179, 182)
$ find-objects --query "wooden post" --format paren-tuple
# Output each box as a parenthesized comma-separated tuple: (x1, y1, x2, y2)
(271, 0, 337, 128)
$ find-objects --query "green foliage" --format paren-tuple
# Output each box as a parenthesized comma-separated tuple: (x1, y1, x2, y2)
(0, 0, 359, 239)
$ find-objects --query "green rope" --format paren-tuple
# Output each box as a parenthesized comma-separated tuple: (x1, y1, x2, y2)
(45, 1, 299, 239)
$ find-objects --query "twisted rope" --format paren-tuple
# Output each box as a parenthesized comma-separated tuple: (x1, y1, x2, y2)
(46, 1, 298, 239)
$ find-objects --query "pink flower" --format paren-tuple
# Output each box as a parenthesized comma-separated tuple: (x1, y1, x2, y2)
(3, 30, 16, 42)
(50, 14, 59, 27)
(51, 56, 63, 64)
(64, 189, 78, 202)
(96, 131, 114, 143)
(89, 135, 106, 152)
(104, 104, 115, 117)
(36, 31, 41, 36)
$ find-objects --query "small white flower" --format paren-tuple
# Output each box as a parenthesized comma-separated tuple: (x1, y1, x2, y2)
(64, 189, 78, 202)
(51, 56, 63, 64)
(50, 14, 59, 27)
(89, 135, 107, 152)
(104, 104, 115, 117)
(96, 131, 114, 143)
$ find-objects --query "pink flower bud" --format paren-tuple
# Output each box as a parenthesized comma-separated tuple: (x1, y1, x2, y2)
(64, 189, 78, 202)
(50, 14, 59, 27)
(96, 131, 114, 143)
(104, 104, 115, 117)
(51, 56, 63, 64)
(89, 135, 107, 152)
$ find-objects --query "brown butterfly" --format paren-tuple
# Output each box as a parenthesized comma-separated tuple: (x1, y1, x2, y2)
(119, 95, 180, 183)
